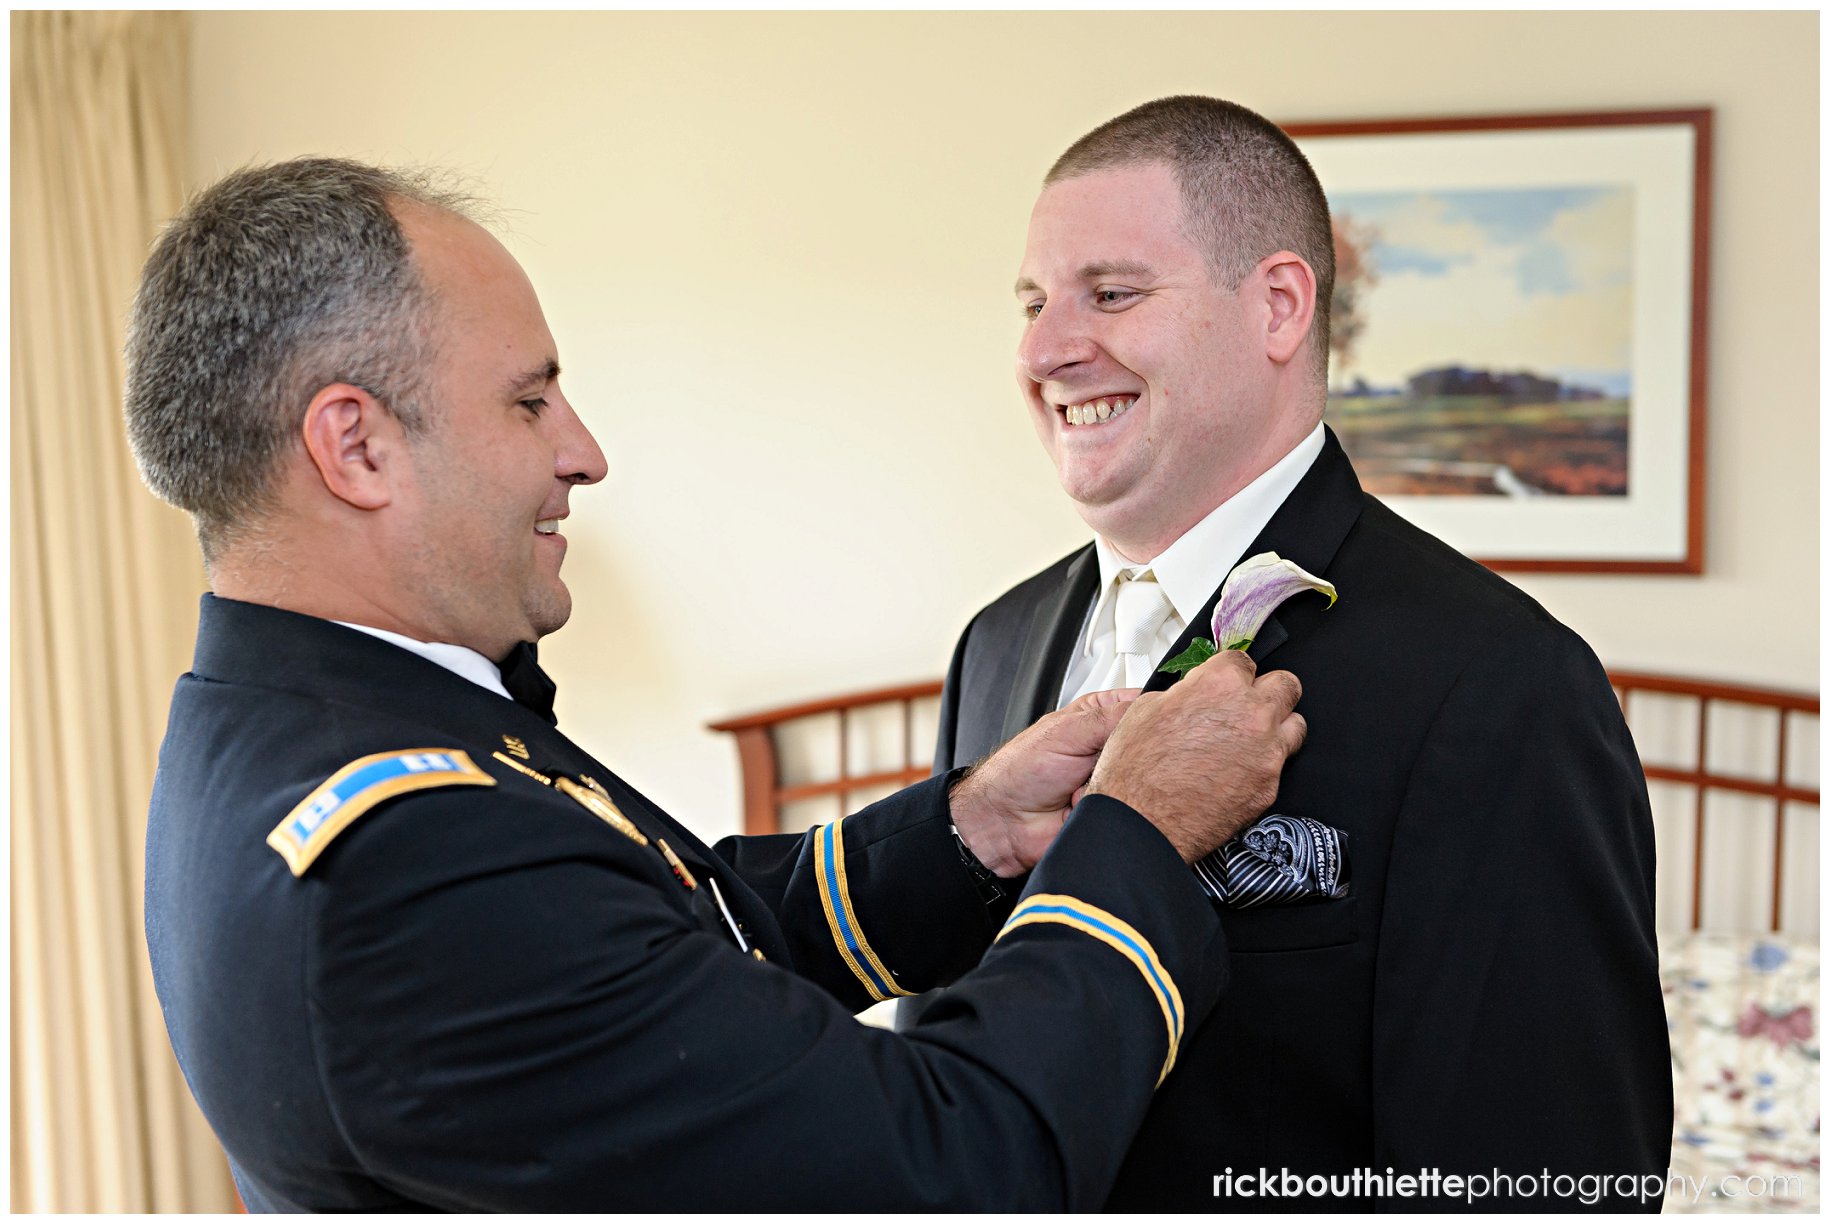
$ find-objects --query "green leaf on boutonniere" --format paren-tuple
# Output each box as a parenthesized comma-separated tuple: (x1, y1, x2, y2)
(1158, 637, 1219, 675)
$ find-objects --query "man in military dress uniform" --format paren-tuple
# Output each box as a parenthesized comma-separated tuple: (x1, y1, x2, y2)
(130, 159, 1307, 1211)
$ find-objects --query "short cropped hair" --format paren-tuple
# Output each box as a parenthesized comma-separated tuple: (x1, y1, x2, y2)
(1047, 96, 1335, 378)
(124, 157, 477, 559)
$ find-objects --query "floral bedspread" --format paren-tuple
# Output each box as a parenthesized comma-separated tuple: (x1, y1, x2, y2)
(1662, 931, 1820, 1213)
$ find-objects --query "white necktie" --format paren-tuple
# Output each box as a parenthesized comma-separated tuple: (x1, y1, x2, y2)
(1113, 569, 1175, 688)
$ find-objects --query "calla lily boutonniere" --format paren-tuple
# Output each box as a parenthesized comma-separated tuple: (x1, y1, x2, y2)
(1159, 552, 1338, 675)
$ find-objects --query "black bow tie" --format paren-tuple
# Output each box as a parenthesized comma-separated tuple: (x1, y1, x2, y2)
(497, 640, 558, 724)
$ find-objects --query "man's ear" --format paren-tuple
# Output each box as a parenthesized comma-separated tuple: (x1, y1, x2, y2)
(299, 384, 402, 511)
(1259, 252, 1318, 367)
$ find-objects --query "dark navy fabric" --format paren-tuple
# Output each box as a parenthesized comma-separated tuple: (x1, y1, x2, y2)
(145, 596, 1230, 1211)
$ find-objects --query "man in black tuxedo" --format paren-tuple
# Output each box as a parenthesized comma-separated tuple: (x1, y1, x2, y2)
(934, 97, 1673, 1210)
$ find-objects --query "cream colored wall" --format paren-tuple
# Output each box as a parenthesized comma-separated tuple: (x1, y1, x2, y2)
(187, 10, 1818, 843)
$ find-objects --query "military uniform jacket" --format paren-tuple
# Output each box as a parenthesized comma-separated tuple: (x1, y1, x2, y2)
(934, 430, 1673, 1211)
(145, 596, 1229, 1211)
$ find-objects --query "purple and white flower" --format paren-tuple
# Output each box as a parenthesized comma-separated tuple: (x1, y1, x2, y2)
(1212, 552, 1338, 652)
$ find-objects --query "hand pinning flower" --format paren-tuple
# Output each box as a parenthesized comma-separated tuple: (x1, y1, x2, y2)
(1159, 552, 1337, 675)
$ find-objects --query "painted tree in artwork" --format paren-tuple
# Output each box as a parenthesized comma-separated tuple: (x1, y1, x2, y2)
(1329, 215, 1380, 380)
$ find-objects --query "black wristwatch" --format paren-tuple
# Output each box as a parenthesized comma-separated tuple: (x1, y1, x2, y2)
(950, 822, 1008, 906)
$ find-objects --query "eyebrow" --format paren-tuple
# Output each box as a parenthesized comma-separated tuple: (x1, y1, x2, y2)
(501, 358, 560, 398)
(1013, 260, 1158, 295)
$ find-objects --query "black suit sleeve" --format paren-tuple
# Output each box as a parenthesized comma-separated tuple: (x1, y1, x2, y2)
(933, 611, 978, 774)
(1371, 619, 1672, 1210)
(307, 788, 1228, 1211)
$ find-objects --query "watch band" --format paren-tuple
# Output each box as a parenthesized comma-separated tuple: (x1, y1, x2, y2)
(950, 822, 1008, 906)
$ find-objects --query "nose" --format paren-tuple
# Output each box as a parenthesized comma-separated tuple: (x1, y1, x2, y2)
(550, 388, 608, 486)
(1016, 300, 1097, 386)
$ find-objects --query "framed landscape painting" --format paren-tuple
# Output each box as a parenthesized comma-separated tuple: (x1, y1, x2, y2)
(1287, 110, 1711, 573)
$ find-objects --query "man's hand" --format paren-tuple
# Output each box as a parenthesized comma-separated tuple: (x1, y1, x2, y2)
(1088, 652, 1306, 863)
(949, 689, 1139, 877)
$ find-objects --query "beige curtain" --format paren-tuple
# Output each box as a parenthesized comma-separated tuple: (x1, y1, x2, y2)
(11, 12, 236, 1211)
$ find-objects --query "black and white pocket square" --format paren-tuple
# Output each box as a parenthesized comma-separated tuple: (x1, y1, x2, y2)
(1193, 813, 1349, 908)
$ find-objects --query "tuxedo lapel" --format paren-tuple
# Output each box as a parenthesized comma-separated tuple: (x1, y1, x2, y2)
(1000, 545, 1099, 742)
(1143, 427, 1365, 693)
(1246, 616, 1290, 664)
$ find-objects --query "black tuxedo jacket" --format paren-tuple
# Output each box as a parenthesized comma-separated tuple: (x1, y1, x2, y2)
(935, 431, 1673, 1211)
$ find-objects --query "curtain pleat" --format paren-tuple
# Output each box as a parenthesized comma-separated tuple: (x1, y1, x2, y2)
(10, 12, 236, 1211)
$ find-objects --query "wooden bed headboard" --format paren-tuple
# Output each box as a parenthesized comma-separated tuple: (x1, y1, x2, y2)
(706, 681, 943, 837)
(709, 670, 1820, 936)
(1608, 673, 1819, 934)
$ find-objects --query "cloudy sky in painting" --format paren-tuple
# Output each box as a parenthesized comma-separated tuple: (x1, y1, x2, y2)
(1327, 185, 1633, 394)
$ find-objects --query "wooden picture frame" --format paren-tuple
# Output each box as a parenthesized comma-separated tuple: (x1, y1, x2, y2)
(1285, 109, 1712, 574)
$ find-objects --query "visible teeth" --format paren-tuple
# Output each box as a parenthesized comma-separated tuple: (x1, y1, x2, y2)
(1061, 396, 1137, 426)
(535, 520, 559, 535)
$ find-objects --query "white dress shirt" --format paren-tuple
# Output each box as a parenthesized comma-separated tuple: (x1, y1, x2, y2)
(1059, 424, 1326, 706)
(335, 620, 514, 701)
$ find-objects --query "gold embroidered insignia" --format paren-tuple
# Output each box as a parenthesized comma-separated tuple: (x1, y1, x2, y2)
(268, 749, 495, 877)
(556, 776, 648, 846)
(655, 838, 698, 891)
(491, 751, 552, 785)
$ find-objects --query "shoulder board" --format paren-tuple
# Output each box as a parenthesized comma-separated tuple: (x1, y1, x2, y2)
(267, 749, 496, 877)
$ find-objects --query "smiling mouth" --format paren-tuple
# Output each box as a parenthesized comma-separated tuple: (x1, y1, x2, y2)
(1059, 396, 1137, 426)
(535, 519, 562, 536)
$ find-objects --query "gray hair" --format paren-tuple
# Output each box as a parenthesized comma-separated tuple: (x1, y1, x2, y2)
(1046, 96, 1335, 381)
(123, 157, 479, 559)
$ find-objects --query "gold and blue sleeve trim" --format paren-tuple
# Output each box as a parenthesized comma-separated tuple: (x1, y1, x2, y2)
(813, 817, 914, 1002)
(999, 893, 1185, 1085)
(267, 749, 494, 877)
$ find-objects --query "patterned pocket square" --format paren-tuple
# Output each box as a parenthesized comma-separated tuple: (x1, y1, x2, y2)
(1193, 813, 1349, 908)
